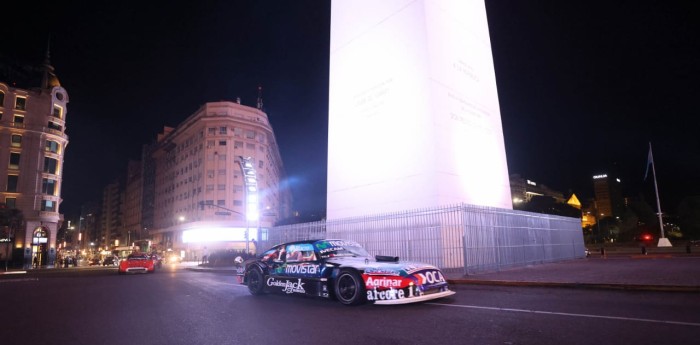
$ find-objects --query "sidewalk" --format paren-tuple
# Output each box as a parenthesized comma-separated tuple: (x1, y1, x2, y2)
(185, 253, 700, 293)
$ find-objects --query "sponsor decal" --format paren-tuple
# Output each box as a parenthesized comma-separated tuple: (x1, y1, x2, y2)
(267, 278, 306, 294)
(366, 286, 421, 301)
(315, 240, 361, 250)
(285, 264, 320, 275)
(413, 270, 447, 288)
(363, 275, 405, 288)
(364, 267, 400, 276)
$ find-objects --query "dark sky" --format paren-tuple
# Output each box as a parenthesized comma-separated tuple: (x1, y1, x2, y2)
(3, 1, 698, 219)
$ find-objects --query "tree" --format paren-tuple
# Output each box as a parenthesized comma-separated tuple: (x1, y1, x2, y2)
(677, 196, 700, 240)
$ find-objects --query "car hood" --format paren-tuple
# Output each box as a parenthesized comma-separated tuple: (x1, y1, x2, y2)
(325, 256, 439, 275)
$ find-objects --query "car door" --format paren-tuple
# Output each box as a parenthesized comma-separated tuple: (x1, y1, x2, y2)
(267, 243, 323, 296)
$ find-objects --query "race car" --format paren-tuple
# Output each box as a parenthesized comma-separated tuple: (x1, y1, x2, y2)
(239, 239, 455, 305)
(118, 253, 156, 274)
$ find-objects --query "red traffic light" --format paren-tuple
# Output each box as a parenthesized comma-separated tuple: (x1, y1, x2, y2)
(642, 234, 653, 241)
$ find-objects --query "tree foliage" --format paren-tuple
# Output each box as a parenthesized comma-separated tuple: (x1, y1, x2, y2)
(677, 196, 700, 240)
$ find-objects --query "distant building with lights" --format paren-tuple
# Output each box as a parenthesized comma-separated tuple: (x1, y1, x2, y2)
(147, 100, 292, 258)
(0, 51, 68, 268)
(592, 173, 624, 219)
(509, 174, 565, 205)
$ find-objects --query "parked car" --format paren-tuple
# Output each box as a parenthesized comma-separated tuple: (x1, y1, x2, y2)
(240, 239, 455, 305)
(88, 257, 101, 266)
(118, 253, 156, 274)
(103, 256, 118, 266)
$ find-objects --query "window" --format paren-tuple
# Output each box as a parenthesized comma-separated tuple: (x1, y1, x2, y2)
(5, 197, 16, 209)
(219, 127, 227, 135)
(11, 135, 21, 147)
(42, 178, 57, 195)
(217, 200, 225, 206)
(9, 153, 20, 169)
(6, 175, 18, 192)
(41, 200, 56, 212)
(45, 140, 60, 153)
(234, 141, 243, 148)
(0, 91, 4, 106)
(217, 184, 225, 191)
(207, 140, 214, 148)
(233, 185, 242, 193)
(15, 96, 26, 110)
(233, 200, 243, 206)
(219, 140, 226, 146)
(245, 130, 255, 139)
(258, 160, 264, 168)
(52, 105, 63, 119)
(206, 184, 214, 191)
(246, 143, 255, 150)
(234, 127, 243, 137)
(218, 169, 226, 175)
(48, 122, 62, 131)
(44, 157, 58, 174)
(207, 170, 214, 178)
(207, 128, 216, 135)
(13, 115, 24, 124)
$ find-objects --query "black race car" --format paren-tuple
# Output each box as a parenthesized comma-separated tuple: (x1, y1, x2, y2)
(239, 239, 455, 305)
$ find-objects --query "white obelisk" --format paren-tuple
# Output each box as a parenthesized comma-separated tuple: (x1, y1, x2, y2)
(328, 0, 512, 219)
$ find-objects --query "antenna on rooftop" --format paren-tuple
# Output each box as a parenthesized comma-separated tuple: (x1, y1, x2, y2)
(256, 85, 264, 110)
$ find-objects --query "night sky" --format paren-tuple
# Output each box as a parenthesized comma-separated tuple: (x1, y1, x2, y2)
(3, 1, 698, 219)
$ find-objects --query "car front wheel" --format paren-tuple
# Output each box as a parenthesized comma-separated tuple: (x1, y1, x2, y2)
(334, 269, 366, 305)
(247, 267, 265, 295)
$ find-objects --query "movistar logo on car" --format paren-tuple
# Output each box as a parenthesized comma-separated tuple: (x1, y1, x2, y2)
(285, 264, 319, 275)
(267, 278, 306, 294)
(315, 240, 360, 249)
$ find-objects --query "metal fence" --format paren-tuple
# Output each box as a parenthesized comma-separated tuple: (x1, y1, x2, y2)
(258, 203, 584, 275)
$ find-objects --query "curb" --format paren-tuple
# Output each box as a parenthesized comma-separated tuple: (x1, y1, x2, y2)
(447, 279, 700, 293)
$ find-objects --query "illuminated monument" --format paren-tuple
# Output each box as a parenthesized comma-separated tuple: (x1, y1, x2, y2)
(328, 0, 511, 219)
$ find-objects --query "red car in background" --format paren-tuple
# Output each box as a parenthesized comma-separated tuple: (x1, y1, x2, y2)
(118, 253, 156, 274)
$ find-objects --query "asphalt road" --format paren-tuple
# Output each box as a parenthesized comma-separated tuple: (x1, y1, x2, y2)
(1, 266, 698, 345)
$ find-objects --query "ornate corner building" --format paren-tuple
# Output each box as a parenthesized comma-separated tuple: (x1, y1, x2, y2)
(0, 52, 68, 268)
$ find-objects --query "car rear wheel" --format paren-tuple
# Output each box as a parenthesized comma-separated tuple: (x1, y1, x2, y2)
(247, 267, 265, 295)
(334, 269, 366, 305)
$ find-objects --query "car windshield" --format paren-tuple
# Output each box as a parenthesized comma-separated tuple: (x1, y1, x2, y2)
(314, 240, 370, 258)
(127, 254, 147, 260)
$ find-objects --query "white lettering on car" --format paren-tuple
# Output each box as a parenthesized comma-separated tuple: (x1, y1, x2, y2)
(285, 264, 320, 275)
(415, 270, 446, 285)
(365, 276, 403, 288)
(266, 278, 306, 294)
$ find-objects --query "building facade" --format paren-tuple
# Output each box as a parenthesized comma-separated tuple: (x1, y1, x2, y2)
(0, 55, 68, 268)
(148, 101, 292, 259)
(592, 173, 624, 219)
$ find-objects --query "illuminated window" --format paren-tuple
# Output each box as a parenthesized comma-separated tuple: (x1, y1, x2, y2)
(42, 178, 57, 195)
(9, 153, 20, 169)
(45, 140, 60, 153)
(43, 157, 58, 174)
(11, 135, 21, 147)
(6, 175, 18, 192)
(41, 200, 55, 212)
(52, 105, 63, 119)
(15, 96, 26, 110)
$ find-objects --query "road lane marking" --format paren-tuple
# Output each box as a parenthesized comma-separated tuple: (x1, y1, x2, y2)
(0, 278, 39, 283)
(426, 302, 700, 327)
